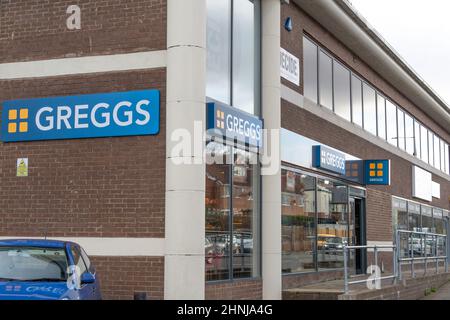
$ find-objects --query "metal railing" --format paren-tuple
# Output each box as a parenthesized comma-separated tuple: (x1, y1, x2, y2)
(343, 244, 396, 294)
(396, 230, 448, 280)
(343, 230, 448, 294)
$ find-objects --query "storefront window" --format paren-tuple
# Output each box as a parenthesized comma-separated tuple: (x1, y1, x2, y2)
(433, 208, 444, 235)
(281, 170, 316, 273)
(421, 206, 433, 233)
(206, 0, 260, 115)
(205, 142, 260, 281)
(232, 148, 259, 278)
(317, 179, 348, 270)
(407, 202, 420, 232)
(392, 198, 408, 232)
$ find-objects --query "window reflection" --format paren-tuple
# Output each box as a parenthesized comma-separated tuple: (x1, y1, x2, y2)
(304, 37, 318, 104)
(206, 143, 232, 281)
(363, 83, 377, 136)
(317, 179, 348, 270)
(281, 170, 316, 273)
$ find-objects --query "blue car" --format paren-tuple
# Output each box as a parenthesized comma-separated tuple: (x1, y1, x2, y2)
(0, 239, 101, 300)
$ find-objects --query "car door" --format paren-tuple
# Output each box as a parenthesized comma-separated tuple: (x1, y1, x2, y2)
(79, 246, 101, 300)
(69, 245, 96, 300)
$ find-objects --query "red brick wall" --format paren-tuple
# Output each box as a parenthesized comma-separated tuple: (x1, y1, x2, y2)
(281, 2, 450, 143)
(0, 0, 166, 63)
(0, 69, 166, 238)
(205, 279, 262, 300)
(91, 256, 164, 300)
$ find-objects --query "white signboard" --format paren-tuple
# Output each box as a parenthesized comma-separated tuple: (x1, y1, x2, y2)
(432, 181, 441, 199)
(280, 48, 300, 86)
(412, 166, 432, 202)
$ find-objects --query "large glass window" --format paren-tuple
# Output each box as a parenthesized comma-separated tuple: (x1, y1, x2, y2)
(333, 61, 351, 121)
(363, 83, 377, 136)
(282, 170, 316, 273)
(304, 37, 318, 104)
(206, 0, 260, 115)
(319, 50, 333, 110)
(301, 36, 450, 176)
(205, 142, 260, 281)
(414, 120, 421, 158)
(445, 143, 449, 174)
(408, 202, 421, 232)
(397, 109, 405, 151)
(405, 114, 414, 156)
(428, 131, 434, 167)
(386, 100, 398, 147)
(420, 125, 429, 163)
(392, 198, 408, 232)
(440, 140, 446, 173)
(351, 75, 363, 127)
(377, 94, 386, 140)
(317, 179, 348, 270)
(206, 143, 232, 281)
(206, 0, 231, 105)
(232, 0, 256, 114)
(421, 206, 433, 233)
(434, 135, 440, 170)
(433, 209, 444, 235)
(444, 144, 450, 174)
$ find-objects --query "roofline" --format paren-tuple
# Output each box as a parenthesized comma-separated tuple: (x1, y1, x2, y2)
(293, 0, 450, 133)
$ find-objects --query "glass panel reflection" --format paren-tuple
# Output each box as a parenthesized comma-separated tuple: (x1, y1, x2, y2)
(205, 142, 232, 281)
(281, 170, 316, 273)
(317, 179, 348, 269)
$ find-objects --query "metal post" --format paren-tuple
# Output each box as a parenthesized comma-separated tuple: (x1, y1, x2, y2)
(392, 242, 397, 284)
(435, 235, 439, 274)
(410, 233, 415, 278)
(424, 233, 427, 276)
(374, 246, 378, 270)
(397, 231, 402, 281)
(344, 246, 348, 294)
(446, 235, 448, 273)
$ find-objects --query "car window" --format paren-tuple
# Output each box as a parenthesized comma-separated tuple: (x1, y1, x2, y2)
(71, 246, 87, 275)
(0, 246, 68, 281)
(79, 247, 91, 271)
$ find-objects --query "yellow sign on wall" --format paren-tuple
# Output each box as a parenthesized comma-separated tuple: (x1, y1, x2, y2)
(17, 158, 28, 177)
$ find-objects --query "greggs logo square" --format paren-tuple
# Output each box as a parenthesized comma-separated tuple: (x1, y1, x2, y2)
(1, 90, 160, 142)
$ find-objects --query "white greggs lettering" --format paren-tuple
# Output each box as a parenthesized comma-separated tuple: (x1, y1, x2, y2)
(321, 150, 345, 171)
(225, 114, 262, 141)
(36, 100, 151, 131)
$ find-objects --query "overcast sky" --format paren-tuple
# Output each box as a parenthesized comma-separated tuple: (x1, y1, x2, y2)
(349, 0, 450, 106)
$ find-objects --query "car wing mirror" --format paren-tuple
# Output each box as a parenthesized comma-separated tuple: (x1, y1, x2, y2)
(81, 272, 95, 284)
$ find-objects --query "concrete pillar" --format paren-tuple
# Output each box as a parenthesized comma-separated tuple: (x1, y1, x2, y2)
(165, 0, 206, 300)
(261, 0, 282, 300)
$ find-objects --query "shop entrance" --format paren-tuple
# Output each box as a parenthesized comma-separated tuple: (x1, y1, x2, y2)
(350, 197, 367, 274)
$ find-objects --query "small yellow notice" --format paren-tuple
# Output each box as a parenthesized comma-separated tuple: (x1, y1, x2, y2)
(17, 158, 28, 177)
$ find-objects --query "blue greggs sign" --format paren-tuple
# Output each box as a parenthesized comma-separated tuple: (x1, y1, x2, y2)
(312, 145, 346, 175)
(206, 101, 263, 149)
(1, 90, 160, 142)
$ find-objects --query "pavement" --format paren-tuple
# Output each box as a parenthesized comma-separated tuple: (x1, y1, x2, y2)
(421, 281, 450, 300)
